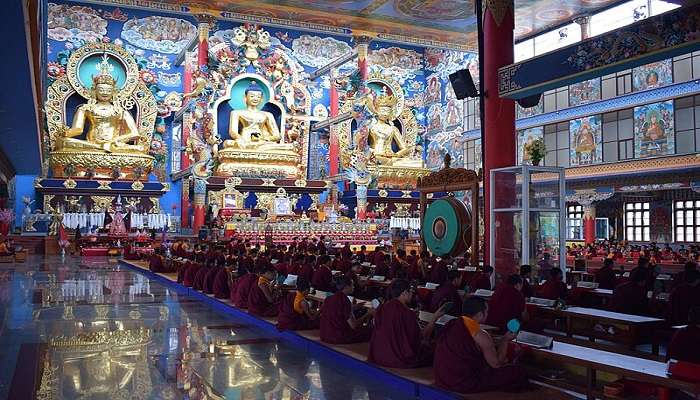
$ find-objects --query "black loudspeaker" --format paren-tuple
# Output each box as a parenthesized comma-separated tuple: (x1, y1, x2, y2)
(449, 69, 478, 100)
(517, 93, 542, 108)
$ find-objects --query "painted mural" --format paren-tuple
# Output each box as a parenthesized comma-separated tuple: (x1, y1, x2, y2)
(516, 100, 543, 119)
(569, 115, 602, 166)
(633, 59, 673, 92)
(634, 101, 675, 158)
(517, 127, 544, 165)
(569, 78, 601, 107)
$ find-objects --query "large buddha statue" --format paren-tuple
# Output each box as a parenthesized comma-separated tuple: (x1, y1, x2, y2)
(55, 56, 148, 155)
(221, 82, 294, 152)
(216, 82, 300, 177)
(366, 91, 423, 168)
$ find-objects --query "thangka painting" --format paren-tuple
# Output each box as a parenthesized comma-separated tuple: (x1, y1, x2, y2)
(569, 78, 601, 107)
(634, 101, 674, 158)
(424, 74, 441, 104)
(517, 127, 543, 165)
(569, 115, 602, 166)
(633, 60, 672, 91)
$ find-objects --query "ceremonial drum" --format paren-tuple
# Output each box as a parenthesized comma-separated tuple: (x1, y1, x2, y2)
(422, 197, 472, 257)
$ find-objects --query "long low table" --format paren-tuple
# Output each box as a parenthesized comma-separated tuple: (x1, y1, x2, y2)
(524, 340, 699, 399)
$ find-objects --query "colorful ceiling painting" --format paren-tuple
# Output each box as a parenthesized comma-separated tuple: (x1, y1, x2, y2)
(83, 0, 627, 50)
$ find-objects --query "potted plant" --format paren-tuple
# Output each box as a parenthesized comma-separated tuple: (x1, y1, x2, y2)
(524, 138, 546, 166)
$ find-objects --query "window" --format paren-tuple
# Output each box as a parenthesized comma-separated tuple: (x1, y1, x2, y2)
(672, 51, 700, 83)
(463, 138, 482, 173)
(543, 87, 569, 113)
(625, 202, 650, 241)
(543, 122, 569, 167)
(463, 98, 480, 131)
(601, 69, 633, 99)
(602, 109, 634, 162)
(673, 95, 700, 153)
(591, 0, 648, 38)
(533, 23, 581, 56)
(674, 201, 700, 243)
(567, 205, 584, 240)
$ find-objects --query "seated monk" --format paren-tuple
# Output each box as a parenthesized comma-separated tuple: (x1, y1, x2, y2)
(389, 249, 409, 279)
(298, 255, 316, 283)
(311, 255, 334, 292)
(667, 307, 700, 364)
(193, 264, 210, 291)
(519, 265, 534, 298)
(148, 248, 166, 273)
(345, 263, 367, 299)
(231, 270, 258, 308)
(368, 279, 447, 368)
(666, 270, 700, 325)
(277, 279, 320, 331)
(182, 261, 202, 287)
(429, 257, 449, 284)
(203, 263, 221, 295)
(609, 268, 649, 316)
(248, 266, 281, 317)
(673, 261, 698, 289)
(0, 239, 13, 256)
(485, 274, 527, 331)
(430, 270, 464, 316)
(538, 268, 568, 300)
(470, 265, 494, 291)
(123, 242, 140, 260)
(320, 277, 374, 344)
(595, 258, 617, 290)
(435, 297, 527, 393)
(212, 264, 230, 299)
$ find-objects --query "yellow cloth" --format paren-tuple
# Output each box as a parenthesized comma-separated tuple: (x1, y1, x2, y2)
(462, 316, 480, 337)
(293, 291, 305, 314)
(258, 276, 271, 286)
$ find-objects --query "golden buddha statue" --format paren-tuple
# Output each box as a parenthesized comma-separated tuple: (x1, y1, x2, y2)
(56, 55, 148, 155)
(216, 82, 300, 177)
(366, 91, 423, 168)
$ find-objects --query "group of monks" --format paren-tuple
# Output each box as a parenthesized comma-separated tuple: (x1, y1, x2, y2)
(568, 241, 700, 265)
(141, 236, 700, 394)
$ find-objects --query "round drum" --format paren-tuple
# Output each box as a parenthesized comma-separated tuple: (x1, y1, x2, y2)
(422, 197, 472, 257)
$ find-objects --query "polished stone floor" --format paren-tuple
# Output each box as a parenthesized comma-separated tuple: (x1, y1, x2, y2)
(0, 256, 408, 399)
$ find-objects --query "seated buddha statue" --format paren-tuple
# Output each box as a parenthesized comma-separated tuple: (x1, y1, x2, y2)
(220, 82, 295, 153)
(366, 91, 423, 168)
(55, 56, 148, 155)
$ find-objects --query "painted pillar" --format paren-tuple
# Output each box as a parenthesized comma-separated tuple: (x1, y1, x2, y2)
(181, 52, 194, 171)
(329, 68, 340, 177)
(192, 178, 206, 234)
(354, 35, 372, 220)
(196, 19, 209, 68)
(583, 203, 596, 244)
(181, 175, 191, 229)
(483, 0, 516, 271)
(574, 15, 591, 40)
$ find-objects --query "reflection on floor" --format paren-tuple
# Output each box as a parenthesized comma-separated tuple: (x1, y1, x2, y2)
(0, 256, 408, 399)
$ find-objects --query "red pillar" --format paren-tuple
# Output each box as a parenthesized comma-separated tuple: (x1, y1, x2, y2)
(329, 68, 339, 177)
(193, 192, 205, 233)
(583, 204, 596, 244)
(483, 0, 516, 272)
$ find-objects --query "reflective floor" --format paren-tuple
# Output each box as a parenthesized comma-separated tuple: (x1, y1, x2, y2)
(0, 257, 409, 399)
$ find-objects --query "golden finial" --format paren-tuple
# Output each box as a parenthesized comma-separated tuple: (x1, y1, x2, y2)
(92, 53, 116, 86)
(374, 86, 397, 108)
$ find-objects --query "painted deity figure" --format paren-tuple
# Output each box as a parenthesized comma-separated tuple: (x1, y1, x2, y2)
(366, 90, 422, 168)
(56, 55, 147, 154)
(574, 122, 596, 164)
(221, 82, 295, 152)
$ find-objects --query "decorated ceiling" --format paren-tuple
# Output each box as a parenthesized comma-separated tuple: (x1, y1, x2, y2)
(83, 0, 626, 50)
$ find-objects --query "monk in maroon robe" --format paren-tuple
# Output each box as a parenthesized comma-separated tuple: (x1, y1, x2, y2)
(320, 277, 374, 344)
(248, 267, 281, 317)
(389, 249, 409, 280)
(485, 275, 527, 331)
(429, 258, 449, 284)
(430, 270, 464, 316)
(435, 297, 527, 393)
(193, 265, 209, 291)
(595, 258, 617, 290)
(538, 268, 568, 300)
(212, 267, 230, 299)
(673, 261, 698, 289)
(368, 279, 446, 368)
(311, 255, 334, 292)
(231, 271, 258, 308)
(609, 268, 649, 315)
(148, 249, 165, 273)
(277, 280, 320, 331)
(519, 265, 534, 298)
(470, 266, 494, 291)
(666, 270, 700, 325)
(182, 261, 201, 287)
(668, 307, 700, 364)
(203, 266, 220, 294)
(298, 255, 316, 283)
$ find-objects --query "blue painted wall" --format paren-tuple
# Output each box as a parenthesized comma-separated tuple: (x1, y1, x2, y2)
(14, 175, 38, 228)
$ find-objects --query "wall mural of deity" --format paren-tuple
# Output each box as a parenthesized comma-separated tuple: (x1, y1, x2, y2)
(569, 115, 602, 166)
(634, 101, 675, 158)
(517, 127, 544, 165)
(633, 59, 673, 92)
(569, 78, 601, 107)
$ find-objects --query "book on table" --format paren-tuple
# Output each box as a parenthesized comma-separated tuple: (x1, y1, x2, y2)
(576, 281, 599, 289)
(516, 331, 554, 349)
(474, 289, 494, 297)
(283, 274, 297, 286)
(528, 297, 556, 307)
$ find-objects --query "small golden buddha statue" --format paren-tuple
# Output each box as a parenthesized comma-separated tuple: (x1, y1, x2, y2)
(55, 55, 148, 155)
(367, 91, 423, 168)
(221, 82, 295, 152)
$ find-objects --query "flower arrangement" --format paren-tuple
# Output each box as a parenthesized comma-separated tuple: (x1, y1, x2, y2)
(524, 138, 546, 166)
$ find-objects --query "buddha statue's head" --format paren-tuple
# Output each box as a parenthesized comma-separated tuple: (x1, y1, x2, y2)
(374, 91, 397, 122)
(91, 54, 117, 103)
(244, 82, 264, 109)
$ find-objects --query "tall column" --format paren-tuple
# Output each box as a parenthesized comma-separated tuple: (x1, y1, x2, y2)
(181, 52, 194, 170)
(583, 204, 596, 244)
(574, 15, 591, 40)
(192, 178, 206, 233)
(483, 0, 516, 271)
(354, 35, 372, 220)
(195, 17, 210, 68)
(181, 176, 191, 229)
(329, 68, 340, 177)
